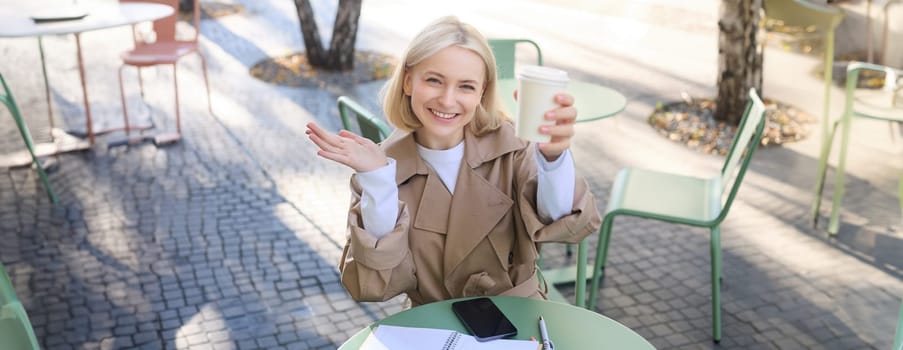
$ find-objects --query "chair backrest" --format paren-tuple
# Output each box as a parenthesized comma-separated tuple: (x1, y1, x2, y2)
(0, 263, 40, 350)
(716, 88, 767, 223)
(0, 262, 18, 306)
(844, 62, 903, 119)
(120, 0, 199, 43)
(762, 0, 844, 34)
(337, 96, 392, 143)
(0, 75, 38, 154)
(487, 39, 543, 80)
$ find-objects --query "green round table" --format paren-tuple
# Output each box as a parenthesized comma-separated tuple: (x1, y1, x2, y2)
(496, 79, 627, 123)
(339, 296, 656, 349)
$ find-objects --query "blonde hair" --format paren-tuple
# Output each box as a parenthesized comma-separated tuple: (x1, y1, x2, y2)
(381, 16, 508, 135)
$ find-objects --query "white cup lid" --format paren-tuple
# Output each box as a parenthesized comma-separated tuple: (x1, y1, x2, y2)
(517, 65, 569, 83)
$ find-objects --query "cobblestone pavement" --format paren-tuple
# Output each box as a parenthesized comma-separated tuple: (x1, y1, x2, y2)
(1, 0, 901, 349)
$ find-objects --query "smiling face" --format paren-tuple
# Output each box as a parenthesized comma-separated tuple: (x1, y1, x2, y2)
(403, 46, 486, 150)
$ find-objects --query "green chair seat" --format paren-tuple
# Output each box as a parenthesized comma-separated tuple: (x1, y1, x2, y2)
(608, 168, 721, 223)
(585, 89, 768, 342)
(851, 89, 903, 121)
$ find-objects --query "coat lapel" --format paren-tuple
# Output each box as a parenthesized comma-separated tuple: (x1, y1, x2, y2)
(443, 124, 524, 276)
(382, 130, 428, 186)
(412, 170, 452, 233)
(443, 163, 513, 275)
(383, 124, 528, 279)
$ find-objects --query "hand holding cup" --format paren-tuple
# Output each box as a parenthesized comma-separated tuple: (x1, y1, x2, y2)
(514, 66, 576, 161)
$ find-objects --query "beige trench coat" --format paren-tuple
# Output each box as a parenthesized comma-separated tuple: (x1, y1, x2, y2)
(339, 122, 602, 306)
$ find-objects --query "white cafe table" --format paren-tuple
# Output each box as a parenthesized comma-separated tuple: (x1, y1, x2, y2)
(496, 79, 627, 123)
(0, 2, 174, 147)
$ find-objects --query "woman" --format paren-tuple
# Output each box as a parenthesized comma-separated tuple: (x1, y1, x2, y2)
(306, 16, 601, 306)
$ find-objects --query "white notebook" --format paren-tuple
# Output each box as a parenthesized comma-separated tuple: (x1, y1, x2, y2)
(360, 325, 539, 350)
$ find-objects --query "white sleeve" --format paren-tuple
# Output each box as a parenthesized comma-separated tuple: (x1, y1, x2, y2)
(535, 146, 576, 222)
(356, 158, 400, 238)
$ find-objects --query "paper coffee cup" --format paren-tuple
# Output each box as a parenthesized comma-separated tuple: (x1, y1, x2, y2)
(515, 65, 569, 143)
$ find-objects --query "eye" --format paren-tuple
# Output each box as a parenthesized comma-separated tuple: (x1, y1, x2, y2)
(426, 77, 441, 84)
(460, 84, 477, 91)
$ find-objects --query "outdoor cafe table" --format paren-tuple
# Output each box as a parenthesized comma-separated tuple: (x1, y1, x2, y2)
(497, 78, 627, 306)
(0, 2, 174, 147)
(496, 79, 627, 123)
(339, 296, 656, 350)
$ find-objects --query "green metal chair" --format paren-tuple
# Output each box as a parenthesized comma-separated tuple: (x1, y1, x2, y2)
(337, 96, 392, 143)
(812, 62, 903, 234)
(486, 39, 543, 80)
(763, 0, 844, 166)
(1, 73, 59, 204)
(586, 89, 767, 342)
(0, 262, 40, 350)
(895, 299, 903, 350)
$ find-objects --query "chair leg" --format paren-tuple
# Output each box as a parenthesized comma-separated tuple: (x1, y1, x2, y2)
(197, 52, 213, 115)
(889, 121, 899, 144)
(172, 64, 181, 135)
(894, 299, 903, 350)
(3, 100, 59, 204)
(710, 226, 722, 343)
(811, 120, 842, 228)
(828, 111, 855, 234)
(118, 65, 131, 135)
(137, 67, 145, 98)
(575, 240, 587, 308)
(37, 37, 54, 131)
(587, 215, 615, 310)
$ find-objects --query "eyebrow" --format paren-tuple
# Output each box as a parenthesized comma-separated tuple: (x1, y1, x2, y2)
(424, 70, 481, 85)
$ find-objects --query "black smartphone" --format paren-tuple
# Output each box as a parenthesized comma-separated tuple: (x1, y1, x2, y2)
(451, 297, 518, 342)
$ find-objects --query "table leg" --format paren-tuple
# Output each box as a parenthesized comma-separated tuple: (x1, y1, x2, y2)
(74, 33, 94, 145)
(880, 0, 902, 65)
(541, 243, 593, 307)
(867, 0, 874, 63)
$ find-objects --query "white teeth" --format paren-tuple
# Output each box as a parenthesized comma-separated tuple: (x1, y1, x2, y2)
(431, 109, 456, 119)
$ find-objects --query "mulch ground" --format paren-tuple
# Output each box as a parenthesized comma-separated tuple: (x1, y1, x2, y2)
(178, 1, 244, 20)
(249, 51, 397, 88)
(648, 96, 817, 156)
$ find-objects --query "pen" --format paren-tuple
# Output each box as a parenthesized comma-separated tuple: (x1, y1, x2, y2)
(539, 316, 554, 350)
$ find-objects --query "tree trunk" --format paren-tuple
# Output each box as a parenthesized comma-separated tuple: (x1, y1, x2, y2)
(327, 0, 363, 70)
(716, 0, 763, 125)
(179, 0, 192, 13)
(293, 0, 329, 67)
(293, 0, 363, 71)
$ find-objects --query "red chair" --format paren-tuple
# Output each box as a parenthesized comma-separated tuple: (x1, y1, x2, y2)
(117, 0, 212, 145)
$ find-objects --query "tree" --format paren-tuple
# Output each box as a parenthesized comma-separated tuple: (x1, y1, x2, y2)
(293, 0, 363, 71)
(715, 0, 763, 125)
